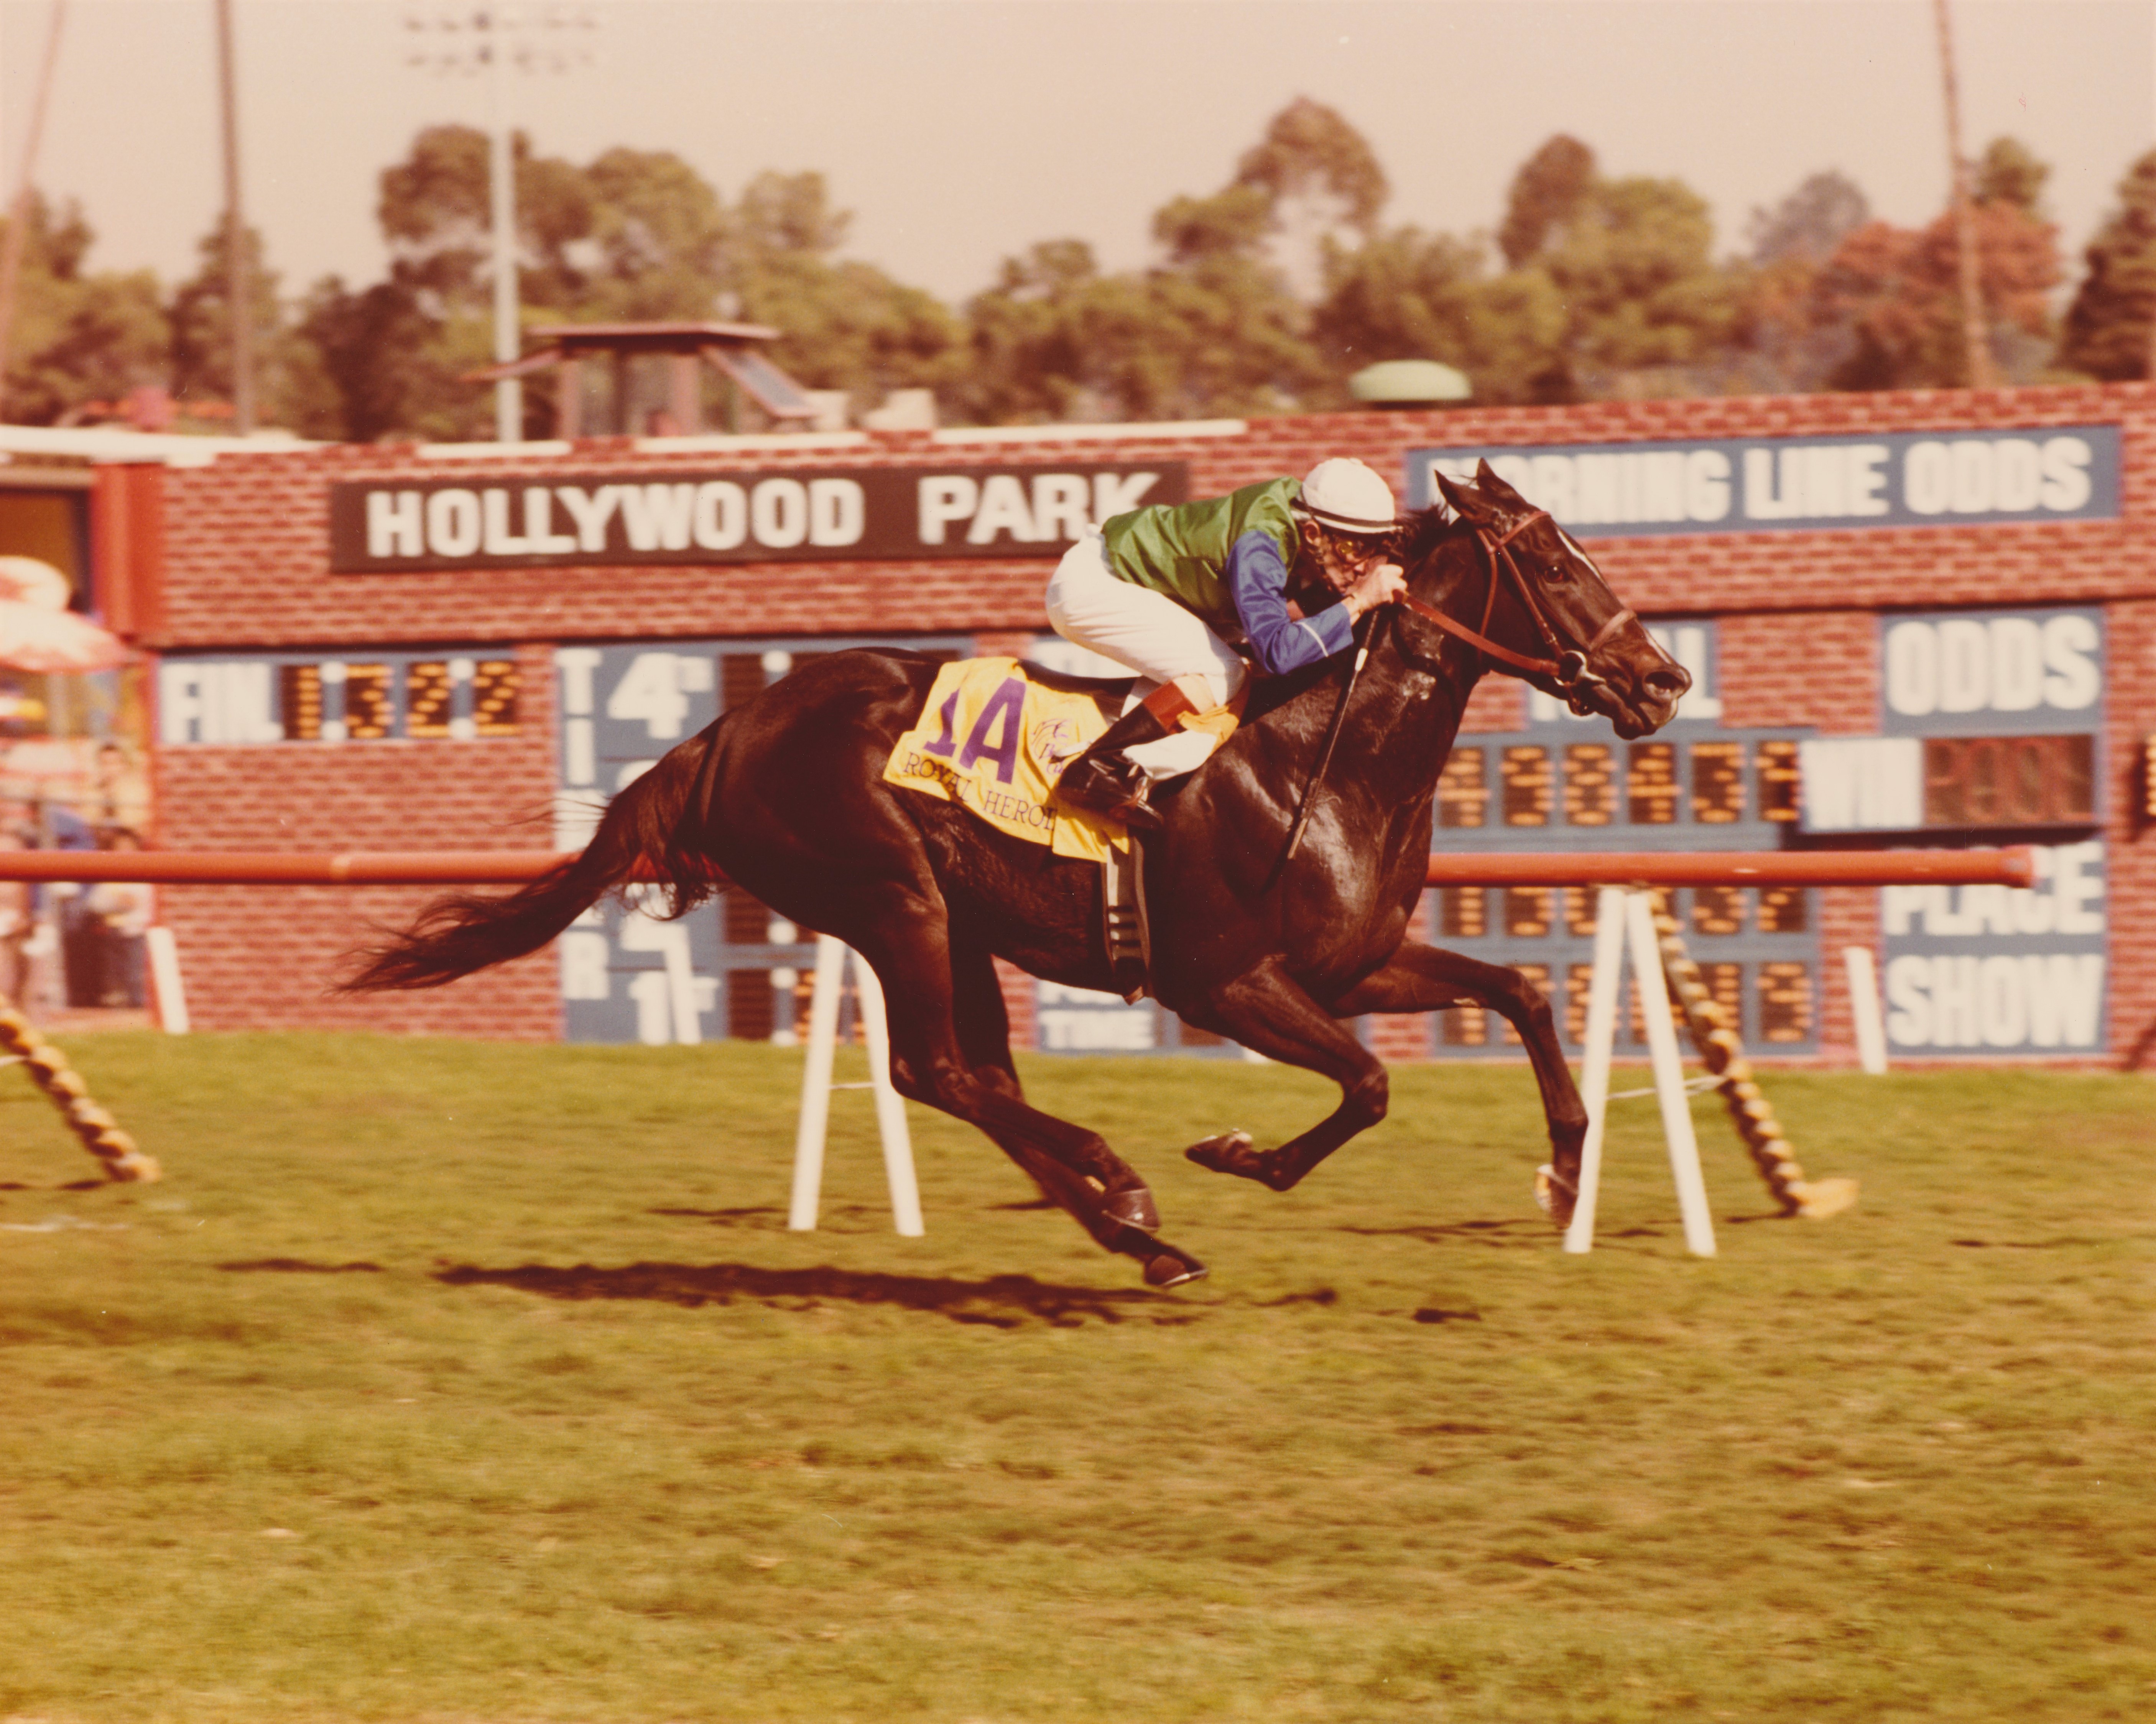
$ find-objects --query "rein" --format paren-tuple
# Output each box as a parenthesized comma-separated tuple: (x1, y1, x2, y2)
(1396, 510, 1633, 711)
(1270, 506, 1630, 883)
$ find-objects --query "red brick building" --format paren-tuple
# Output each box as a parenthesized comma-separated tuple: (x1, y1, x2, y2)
(77, 383, 2156, 1065)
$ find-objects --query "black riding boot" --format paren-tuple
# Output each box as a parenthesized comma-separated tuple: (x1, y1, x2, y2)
(1054, 702, 1177, 835)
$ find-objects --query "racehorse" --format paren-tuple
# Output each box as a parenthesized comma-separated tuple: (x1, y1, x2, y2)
(343, 463, 1689, 1287)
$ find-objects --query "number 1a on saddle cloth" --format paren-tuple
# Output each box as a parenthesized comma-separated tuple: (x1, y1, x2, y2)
(883, 657, 1127, 862)
(885, 655, 1251, 864)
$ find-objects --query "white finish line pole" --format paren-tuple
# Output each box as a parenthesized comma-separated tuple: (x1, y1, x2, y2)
(852, 955, 924, 1236)
(1563, 886, 1628, 1254)
(1626, 891, 1716, 1257)
(788, 936, 845, 1230)
(1844, 945, 1890, 1075)
(789, 934, 923, 1237)
(1565, 886, 1715, 1258)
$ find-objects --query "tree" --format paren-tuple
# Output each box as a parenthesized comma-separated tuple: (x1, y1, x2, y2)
(574, 146, 727, 321)
(1747, 170, 1870, 266)
(0, 192, 169, 426)
(1310, 225, 1566, 405)
(958, 119, 1333, 426)
(959, 241, 1122, 424)
(1541, 172, 1736, 386)
(296, 274, 462, 443)
(1818, 141, 2061, 389)
(1232, 95, 1387, 298)
(1497, 135, 1595, 268)
(168, 217, 339, 434)
(1976, 136, 2048, 216)
(304, 134, 962, 439)
(2054, 149, 2156, 381)
(723, 170, 960, 404)
(1725, 171, 1873, 394)
(1463, 138, 1739, 401)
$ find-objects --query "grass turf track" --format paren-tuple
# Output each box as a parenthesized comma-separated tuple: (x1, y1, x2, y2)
(0, 1030, 2151, 1722)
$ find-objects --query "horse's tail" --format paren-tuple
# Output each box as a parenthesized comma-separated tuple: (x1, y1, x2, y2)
(338, 723, 730, 994)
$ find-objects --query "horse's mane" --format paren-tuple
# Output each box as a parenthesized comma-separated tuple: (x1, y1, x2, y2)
(1392, 501, 1464, 571)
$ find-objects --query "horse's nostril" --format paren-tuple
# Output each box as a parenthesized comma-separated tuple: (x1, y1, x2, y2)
(1646, 666, 1692, 699)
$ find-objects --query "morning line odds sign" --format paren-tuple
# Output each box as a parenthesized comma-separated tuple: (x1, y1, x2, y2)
(1407, 426, 2119, 535)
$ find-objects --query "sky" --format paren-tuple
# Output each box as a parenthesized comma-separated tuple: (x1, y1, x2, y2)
(0, 0, 2148, 309)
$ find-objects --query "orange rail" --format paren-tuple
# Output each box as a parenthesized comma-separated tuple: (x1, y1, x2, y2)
(0, 846, 2036, 889)
(1421, 848, 2034, 889)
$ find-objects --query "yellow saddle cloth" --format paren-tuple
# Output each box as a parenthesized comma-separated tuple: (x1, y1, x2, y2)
(883, 657, 1128, 863)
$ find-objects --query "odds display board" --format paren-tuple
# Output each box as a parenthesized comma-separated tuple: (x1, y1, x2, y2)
(1853, 607, 2109, 1058)
(1424, 623, 1822, 1059)
(553, 634, 967, 1046)
(157, 649, 522, 743)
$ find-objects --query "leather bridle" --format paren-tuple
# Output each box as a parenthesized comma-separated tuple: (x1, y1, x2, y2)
(1392, 509, 1632, 717)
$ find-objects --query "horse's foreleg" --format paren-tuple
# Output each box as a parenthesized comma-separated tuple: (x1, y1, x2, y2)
(1179, 956, 1390, 1192)
(1327, 942, 1587, 1223)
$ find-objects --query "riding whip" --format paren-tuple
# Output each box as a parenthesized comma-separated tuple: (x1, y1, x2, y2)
(1280, 607, 1386, 869)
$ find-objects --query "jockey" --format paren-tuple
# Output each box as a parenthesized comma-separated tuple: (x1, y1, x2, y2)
(1046, 456, 1409, 833)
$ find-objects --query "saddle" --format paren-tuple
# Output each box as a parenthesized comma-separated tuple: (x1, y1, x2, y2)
(881, 656, 1153, 998)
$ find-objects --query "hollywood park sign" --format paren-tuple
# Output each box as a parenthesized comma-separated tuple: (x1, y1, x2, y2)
(329, 462, 1189, 572)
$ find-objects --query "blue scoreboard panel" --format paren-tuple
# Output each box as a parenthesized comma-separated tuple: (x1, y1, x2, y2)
(554, 636, 968, 1046)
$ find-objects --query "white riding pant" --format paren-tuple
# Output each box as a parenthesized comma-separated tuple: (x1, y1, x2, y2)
(1044, 530, 1247, 780)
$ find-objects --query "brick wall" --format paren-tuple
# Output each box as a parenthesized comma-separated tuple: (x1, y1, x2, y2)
(136, 384, 2156, 1059)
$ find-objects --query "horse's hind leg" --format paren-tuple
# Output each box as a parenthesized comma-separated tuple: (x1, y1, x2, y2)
(1326, 942, 1588, 1224)
(842, 899, 1202, 1286)
(940, 931, 1164, 1224)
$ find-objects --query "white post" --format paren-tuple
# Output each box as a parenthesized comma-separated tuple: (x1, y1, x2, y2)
(788, 934, 845, 1230)
(1564, 884, 1628, 1254)
(661, 931, 701, 1047)
(1625, 892, 1716, 1257)
(852, 955, 923, 1237)
(145, 926, 189, 1034)
(788, 934, 924, 1236)
(1844, 945, 1890, 1075)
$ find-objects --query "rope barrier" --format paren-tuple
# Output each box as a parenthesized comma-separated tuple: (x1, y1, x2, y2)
(1649, 905, 1858, 1220)
(0, 993, 160, 1183)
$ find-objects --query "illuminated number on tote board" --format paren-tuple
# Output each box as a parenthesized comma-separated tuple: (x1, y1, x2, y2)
(1428, 622, 1824, 1059)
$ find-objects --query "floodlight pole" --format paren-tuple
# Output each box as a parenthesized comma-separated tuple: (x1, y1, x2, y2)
(484, 8, 520, 444)
(215, 0, 255, 436)
(0, 0, 66, 422)
(408, 3, 595, 442)
(1933, 0, 1996, 389)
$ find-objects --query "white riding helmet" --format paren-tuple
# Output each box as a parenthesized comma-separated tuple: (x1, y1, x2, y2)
(1294, 458, 1398, 537)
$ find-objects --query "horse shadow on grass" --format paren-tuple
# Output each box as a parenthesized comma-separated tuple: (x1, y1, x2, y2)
(432, 1259, 1173, 1328)
(1334, 1216, 1587, 1251)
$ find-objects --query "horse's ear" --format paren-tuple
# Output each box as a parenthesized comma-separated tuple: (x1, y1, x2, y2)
(1474, 459, 1529, 510)
(1433, 467, 1489, 523)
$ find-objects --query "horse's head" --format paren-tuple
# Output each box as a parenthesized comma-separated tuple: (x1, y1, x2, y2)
(1406, 460, 1689, 740)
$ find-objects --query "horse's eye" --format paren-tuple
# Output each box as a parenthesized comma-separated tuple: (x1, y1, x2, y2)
(1547, 562, 1573, 582)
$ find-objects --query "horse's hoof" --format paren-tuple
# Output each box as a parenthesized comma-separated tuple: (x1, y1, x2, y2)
(1143, 1251, 1208, 1289)
(1185, 1129, 1260, 1180)
(1102, 1181, 1161, 1232)
(1536, 1163, 1579, 1228)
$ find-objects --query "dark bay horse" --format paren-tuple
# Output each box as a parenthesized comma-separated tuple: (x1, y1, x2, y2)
(345, 463, 1688, 1287)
